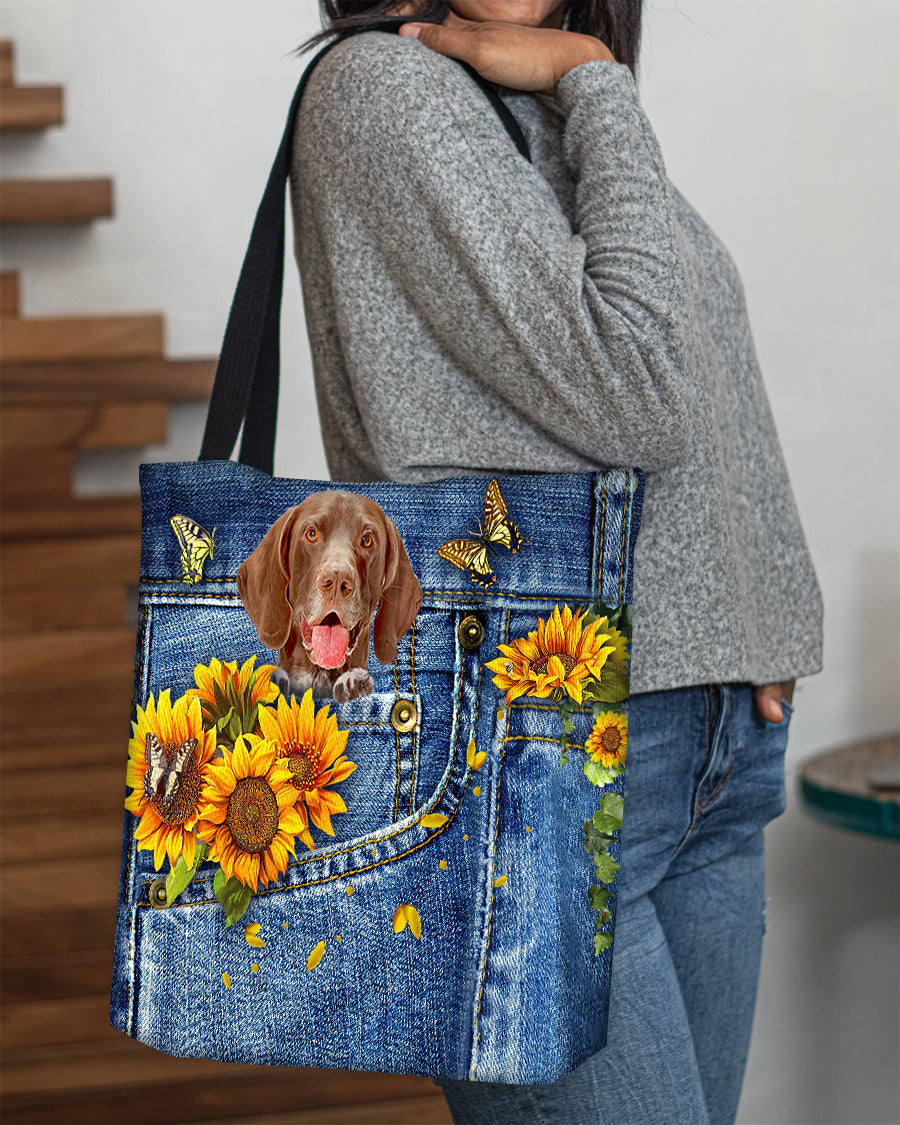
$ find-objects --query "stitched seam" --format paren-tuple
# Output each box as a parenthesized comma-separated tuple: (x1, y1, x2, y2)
(392, 658, 401, 822)
(140, 586, 595, 606)
(598, 472, 607, 600)
(471, 607, 508, 1079)
(409, 619, 417, 815)
(619, 474, 627, 605)
(697, 762, 733, 810)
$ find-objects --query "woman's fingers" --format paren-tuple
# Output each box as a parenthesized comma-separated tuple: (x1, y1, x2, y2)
(753, 679, 796, 724)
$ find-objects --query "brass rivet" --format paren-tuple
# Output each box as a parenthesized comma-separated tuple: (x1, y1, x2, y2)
(149, 877, 168, 909)
(390, 698, 417, 733)
(458, 614, 485, 651)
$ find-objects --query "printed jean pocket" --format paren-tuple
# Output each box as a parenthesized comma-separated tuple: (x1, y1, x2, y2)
(126, 599, 464, 893)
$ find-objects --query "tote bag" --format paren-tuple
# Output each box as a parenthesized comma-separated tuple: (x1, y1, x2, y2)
(109, 31, 645, 1087)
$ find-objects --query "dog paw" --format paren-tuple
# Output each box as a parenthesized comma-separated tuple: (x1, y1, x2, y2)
(333, 668, 374, 702)
(272, 667, 291, 698)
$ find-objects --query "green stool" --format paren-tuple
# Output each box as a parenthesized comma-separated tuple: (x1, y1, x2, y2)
(799, 733, 900, 840)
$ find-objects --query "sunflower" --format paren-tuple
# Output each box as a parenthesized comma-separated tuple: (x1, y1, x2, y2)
(590, 617, 630, 670)
(186, 655, 280, 740)
(485, 603, 616, 706)
(256, 689, 356, 850)
(195, 737, 306, 891)
(586, 711, 628, 769)
(125, 690, 217, 871)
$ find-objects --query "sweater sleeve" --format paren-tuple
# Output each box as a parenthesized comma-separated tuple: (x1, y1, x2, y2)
(295, 33, 696, 472)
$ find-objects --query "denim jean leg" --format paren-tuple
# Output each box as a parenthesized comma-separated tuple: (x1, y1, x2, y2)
(649, 830, 766, 1125)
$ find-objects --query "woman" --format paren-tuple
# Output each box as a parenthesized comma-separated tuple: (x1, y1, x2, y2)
(288, 2, 824, 1122)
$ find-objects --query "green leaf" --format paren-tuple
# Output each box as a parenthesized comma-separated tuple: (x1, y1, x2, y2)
(164, 841, 210, 907)
(584, 758, 619, 787)
(592, 852, 620, 884)
(594, 932, 613, 955)
(213, 869, 253, 927)
(245, 702, 259, 734)
(211, 679, 229, 715)
(587, 884, 610, 911)
(599, 792, 624, 821)
(591, 808, 622, 834)
(561, 716, 575, 735)
(216, 707, 236, 731)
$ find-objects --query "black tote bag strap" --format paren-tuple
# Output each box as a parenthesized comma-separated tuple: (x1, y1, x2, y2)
(199, 29, 532, 474)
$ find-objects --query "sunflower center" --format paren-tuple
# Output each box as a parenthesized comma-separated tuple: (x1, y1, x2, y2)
(600, 726, 622, 754)
(152, 741, 201, 825)
(225, 776, 279, 853)
(532, 652, 577, 676)
(285, 742, 318, 792)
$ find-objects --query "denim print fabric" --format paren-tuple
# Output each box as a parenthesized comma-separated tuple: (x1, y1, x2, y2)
(109, 460, 644, 1085)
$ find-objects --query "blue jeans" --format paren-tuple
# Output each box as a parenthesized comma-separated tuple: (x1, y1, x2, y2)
(434, 681, 793, 1124)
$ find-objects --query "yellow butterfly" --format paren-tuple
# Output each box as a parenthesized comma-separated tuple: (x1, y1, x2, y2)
(170, 513, 216, 584)
(437, 478, 524, 588)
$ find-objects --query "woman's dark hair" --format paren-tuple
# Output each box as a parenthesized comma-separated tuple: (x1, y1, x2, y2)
(291, 1, 643, 81)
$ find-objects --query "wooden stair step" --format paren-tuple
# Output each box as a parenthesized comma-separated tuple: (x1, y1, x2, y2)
(0, 312, 163, 363)
(1, 720, 130, 770)
(1, 947, 113, 1003)
(1, 536, 139, 593)
(0, 681, 133, 729)
(1, 812, 123, 864)
(1, 270, 18, 315)
(1, 855, 119, 913)
(0, 1036, 438, 1104)
(1, 495, 142, 540)
(2, 585, 133, 633)
(2, 906, 115, 958)
(1, 401, 168, 452)
(0, 450, 73, 503)
(1, 39, 13, 86)
(3, 1090, 449, 1125)
(0, 84, 63, 131)
(0, 177, 113, 223)
(1, 764, 125, 819)
(1, 356, 217, 404)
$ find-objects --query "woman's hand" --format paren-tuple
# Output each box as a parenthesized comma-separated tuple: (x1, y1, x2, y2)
(754, 679, 795, 724)
(397, 8, 615, 96)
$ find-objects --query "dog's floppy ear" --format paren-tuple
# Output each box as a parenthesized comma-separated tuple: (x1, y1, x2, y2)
(372, 517, 422, 666)
(237, 507, 301, 652)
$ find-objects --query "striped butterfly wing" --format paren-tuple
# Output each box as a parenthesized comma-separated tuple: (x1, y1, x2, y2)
(170, 514, 215, 584)
(482, 478, 523, 553)
(437, 538, 496, 588)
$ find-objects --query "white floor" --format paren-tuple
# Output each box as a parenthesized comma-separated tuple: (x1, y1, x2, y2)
(738, 781, 899, 1125)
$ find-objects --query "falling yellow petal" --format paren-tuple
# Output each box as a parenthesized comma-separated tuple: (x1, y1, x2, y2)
(473, 786, 481, 795)
(393, 904, 422, 939)
(421, 813, 448, 828)
(525, 825, 532, 832)
(466, 739, 487, 770)
(244, 922, 266, 948)
(493, 875, 507, 888)
(307, 940, 326, 970)
(439, 859, 447, 870)
(251, 963, 260, 973)
(346, 886, 354, 895)
(222, 972, 232, 988)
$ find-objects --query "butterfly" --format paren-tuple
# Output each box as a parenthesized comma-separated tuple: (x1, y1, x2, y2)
(143, 732, 198, 805)
(437, 478, 525, 588)
(170, 513, 216, 584)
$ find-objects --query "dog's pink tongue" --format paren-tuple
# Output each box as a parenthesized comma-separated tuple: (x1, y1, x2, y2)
(311, 623, 350, 669)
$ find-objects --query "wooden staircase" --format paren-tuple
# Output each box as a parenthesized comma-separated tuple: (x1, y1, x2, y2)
(0, 37, 452, 1125)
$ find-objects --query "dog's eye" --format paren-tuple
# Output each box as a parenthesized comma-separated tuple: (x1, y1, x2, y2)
(305, 527, 318, 542)
(361, 532, 374, 548)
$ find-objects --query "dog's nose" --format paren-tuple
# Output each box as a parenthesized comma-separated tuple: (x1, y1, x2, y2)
(318, 565, 355, 600)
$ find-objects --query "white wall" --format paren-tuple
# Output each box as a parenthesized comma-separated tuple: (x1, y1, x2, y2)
(2, 3, 897, 1122)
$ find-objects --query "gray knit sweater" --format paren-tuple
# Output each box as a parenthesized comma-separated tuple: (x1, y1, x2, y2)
(288, 30, 824, 695)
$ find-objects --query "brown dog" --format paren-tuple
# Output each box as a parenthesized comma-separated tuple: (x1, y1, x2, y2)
(237, 492, 422, 701)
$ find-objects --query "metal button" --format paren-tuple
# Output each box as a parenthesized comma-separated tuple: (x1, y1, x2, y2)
(458, 614, 485, 651)
(149, 877, 169, 909)
(390, 698, 417, 732)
